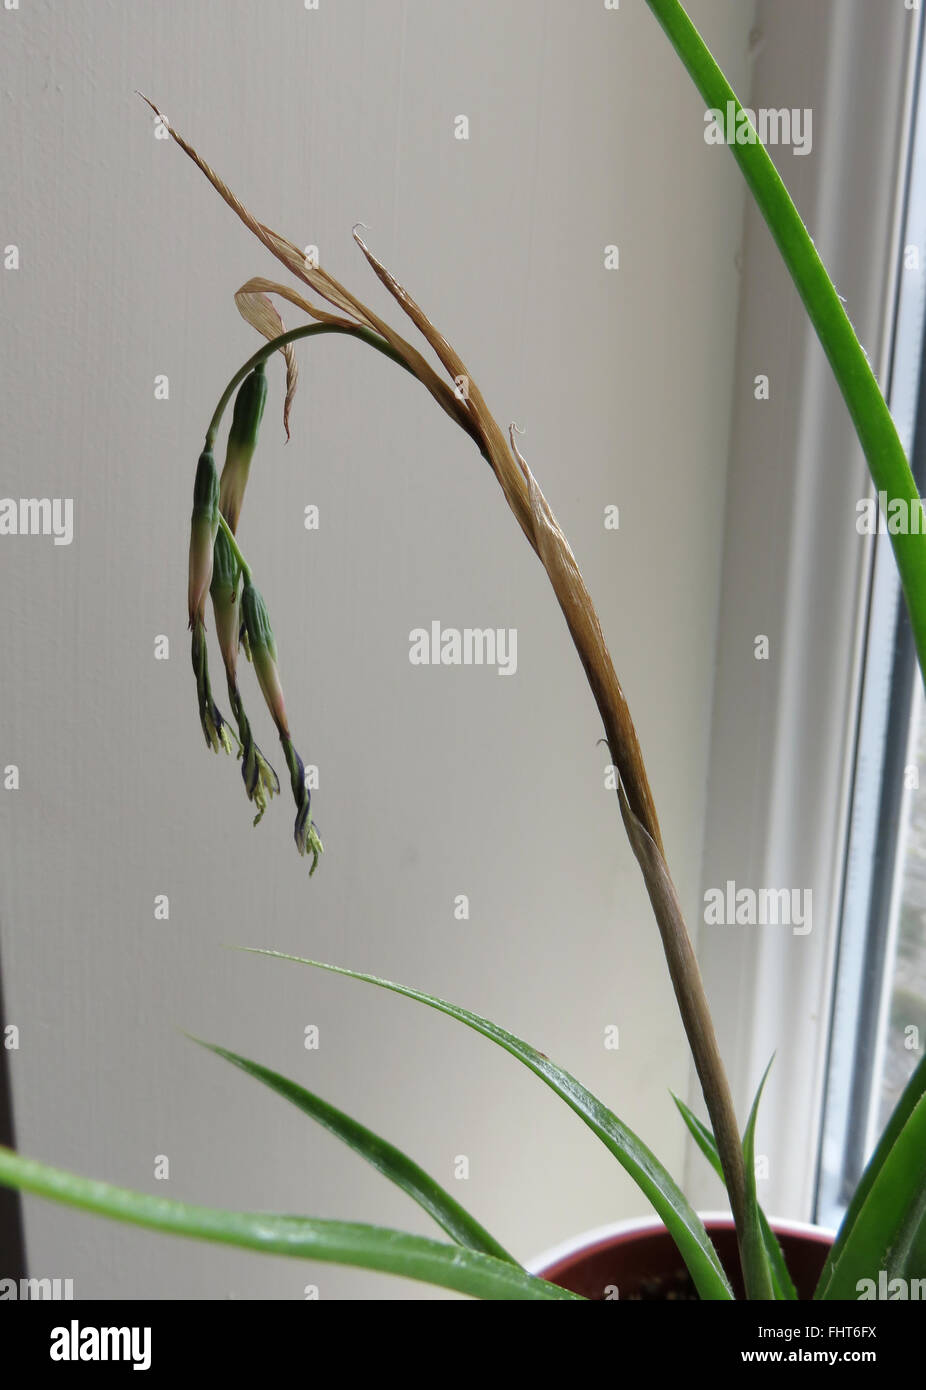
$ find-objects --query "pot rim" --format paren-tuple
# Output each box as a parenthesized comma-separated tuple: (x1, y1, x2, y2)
(528, 1210, 837, 1276)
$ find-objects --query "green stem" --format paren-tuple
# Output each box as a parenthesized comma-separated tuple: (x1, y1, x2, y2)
(646, 0, 926, 684)
(217, 513, 251, 584)
(204, 323, 415, 448)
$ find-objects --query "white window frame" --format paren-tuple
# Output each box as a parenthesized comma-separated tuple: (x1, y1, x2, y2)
(687, 0, 921, 1226)
(817, 21, 926, 1226)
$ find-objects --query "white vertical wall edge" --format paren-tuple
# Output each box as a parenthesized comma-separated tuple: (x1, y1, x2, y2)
(688, 0, 919, 1221)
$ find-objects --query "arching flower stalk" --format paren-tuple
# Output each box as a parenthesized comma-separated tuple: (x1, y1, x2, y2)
(150, 94, 759, 1289)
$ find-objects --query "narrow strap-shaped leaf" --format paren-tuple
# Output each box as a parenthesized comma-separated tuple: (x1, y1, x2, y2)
(191, 1036, 516, 1264)
(673, 1094, 724, 1179)
(673, 1093, 797, 1300)
(741, 1061, 777, 1300)
(816, 1052, 926, 1299)
(0, 1146, 576, 1301)
(644, 0, 926, 683)
(243, 949, 734, 1300)
(816, 1098, 926, 1298)
(816, 1053, 926, 1297)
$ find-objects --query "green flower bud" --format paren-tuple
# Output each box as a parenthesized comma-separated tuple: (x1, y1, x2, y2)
(210, 527, 241, 680)
(281, 735, 324, 875)
(191, 617, 236, 756)
(242, 735, 280, 826)
(239, 582, 322, 871)
(226, 681, 280, 826)
(188, 447, 219, 628)
(219, 364, 268, 534)
(242, 580, 289, 736)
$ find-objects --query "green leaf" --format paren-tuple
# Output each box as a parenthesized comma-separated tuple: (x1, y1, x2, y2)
(673, 1093, 723, 1179)
(242, 949, 734, 1301)
(0, 1145, 576, 1301)
(645, 0, 926, 685)
(190, 1035, 516, 1264)
(758, 1217, 800, 1303)
(741, 1060, 777, 1300)
(815, 1053, 926, 1299)
(673, 1092, 797, 1300)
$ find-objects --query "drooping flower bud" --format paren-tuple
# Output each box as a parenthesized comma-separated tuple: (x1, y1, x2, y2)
(241, 579, 289, 737)
(239, 580, 322, 870)
(188, 447, 219, 628)
(210, 526, 241, 682)
(281, 735, 324, 875)
(226, 681, 280, 826)
(219, 364, 268, 534)
(191, 617, 236, 756)
(209, 535, 279, 820)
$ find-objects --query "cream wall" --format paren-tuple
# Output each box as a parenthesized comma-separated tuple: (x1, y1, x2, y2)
(0, 0, 755, 1298)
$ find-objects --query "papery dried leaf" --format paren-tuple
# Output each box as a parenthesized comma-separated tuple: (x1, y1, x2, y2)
(255, 224, 380, 329)
(237, 275, 362, 331)
(352, 227, 535, 544)
(616, 780, 747, 1234)
(138, 96, 480, 448)
(137, 96, 375, 332)
(234, 285, 298, 439)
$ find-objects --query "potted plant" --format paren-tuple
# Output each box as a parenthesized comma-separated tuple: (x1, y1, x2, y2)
(531, 1215, 834, 1301)
(1, 0, 923, 1303)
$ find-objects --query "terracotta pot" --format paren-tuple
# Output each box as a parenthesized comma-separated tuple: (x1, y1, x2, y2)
(533, 1213, 834, 1300)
